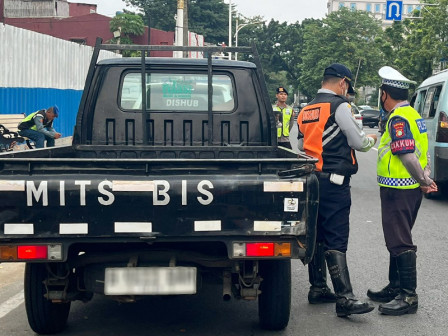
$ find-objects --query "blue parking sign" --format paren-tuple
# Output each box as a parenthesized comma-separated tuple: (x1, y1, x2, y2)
(386, 1, 403, 21)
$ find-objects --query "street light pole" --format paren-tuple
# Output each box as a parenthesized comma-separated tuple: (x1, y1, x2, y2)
(234, 20, 264, 60)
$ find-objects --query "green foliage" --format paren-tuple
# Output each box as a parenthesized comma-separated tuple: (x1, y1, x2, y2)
(124, 0, 232, 45)
(120, 1, 448, 101)
(237, 19, 303, 103)
(381, 0, 448, 86)
(110, 13, 145, 36)
(109, 13, 145, 56)
(299, 8, 384, 98)
(124, 0, 177, 32)
(189, 0, 231, 45)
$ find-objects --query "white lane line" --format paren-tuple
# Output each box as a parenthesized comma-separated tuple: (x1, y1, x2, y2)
(0, 290, 24, 319)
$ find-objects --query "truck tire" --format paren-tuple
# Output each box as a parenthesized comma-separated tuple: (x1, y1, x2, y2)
(258, 260, 291, 330)
(24, 263, 71, 335)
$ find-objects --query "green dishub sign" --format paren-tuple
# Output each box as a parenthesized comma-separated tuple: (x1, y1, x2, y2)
(162, 81, 193, 99)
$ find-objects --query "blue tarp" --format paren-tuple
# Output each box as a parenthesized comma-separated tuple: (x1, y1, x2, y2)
(0, 87, 82, 137)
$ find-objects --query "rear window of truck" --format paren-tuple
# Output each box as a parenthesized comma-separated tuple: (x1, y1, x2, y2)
(120, 72, 235, 112)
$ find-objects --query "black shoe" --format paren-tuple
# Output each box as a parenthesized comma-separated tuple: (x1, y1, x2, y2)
(325, 250, 374, 317)
(308, 286, 338, 304)
(367, 255, 400, 302)
(367, 284, 400, 302)
(379, 250, 418, 316)
(336, 297, 375, 317)
(378, 293, 418, 315)
(308, 242, 336, 304)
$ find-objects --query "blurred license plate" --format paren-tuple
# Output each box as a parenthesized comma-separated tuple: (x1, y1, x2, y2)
(104, 267, 197, 295)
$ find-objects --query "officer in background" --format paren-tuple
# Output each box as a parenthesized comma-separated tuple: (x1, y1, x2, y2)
(297, 63, 377, 317)
(18, 106, 62, 148)
(367, 66, 437, 316)
(272, 87, 293, 149)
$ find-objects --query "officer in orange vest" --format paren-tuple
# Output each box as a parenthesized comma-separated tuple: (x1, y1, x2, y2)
(297, 63, 377, 317)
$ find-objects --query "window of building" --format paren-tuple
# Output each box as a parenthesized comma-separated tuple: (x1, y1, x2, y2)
(407, 5, 413, 13)
(350, 3, 356, 10)
(383, 4, 387, 13)
(70, 38, 87, 45)
(339, 2, 345, 9)
(415, 5, 421, 11)
(374, 4, 380, 13)
(366, 3, 372, 12)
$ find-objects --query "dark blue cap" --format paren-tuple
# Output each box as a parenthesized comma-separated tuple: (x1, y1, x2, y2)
(276, 87, 288, 95)
(324, 63, 354, 93)
(51, 105, 59, 116)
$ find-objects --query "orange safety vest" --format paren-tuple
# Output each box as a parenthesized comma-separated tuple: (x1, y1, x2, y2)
(297, 93, 358, 176)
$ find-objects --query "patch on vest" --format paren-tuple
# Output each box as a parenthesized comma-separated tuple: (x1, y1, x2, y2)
(416, 118, 427, 133)
(393, 121, 405, 138)
(301, 107, 320, 124)
(391, 139, 415, 154)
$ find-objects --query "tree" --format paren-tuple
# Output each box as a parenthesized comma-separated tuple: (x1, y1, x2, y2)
(124, 0, 176, 32)
(124, 0, 232, 45)
(381, 0, 448, 86)
(237, 19, 303, 103)
(299, 8, 384, 99)
(109, 13, 145, 56)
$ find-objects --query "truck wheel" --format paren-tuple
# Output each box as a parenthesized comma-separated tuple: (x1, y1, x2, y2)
(258, 260, 291, 330)
(24, 263, 71, 335)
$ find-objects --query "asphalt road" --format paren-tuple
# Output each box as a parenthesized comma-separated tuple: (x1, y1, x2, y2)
(1, 126, 447, 336)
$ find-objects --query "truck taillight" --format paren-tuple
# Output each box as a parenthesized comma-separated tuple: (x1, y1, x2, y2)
(233, 242, 291, 258)
(436, 111, 448, 143)
(0, 246, 17, 260)
(0, 244, 62, 261)
(247, 243, 274, 256)
(18, 246, 47, 259)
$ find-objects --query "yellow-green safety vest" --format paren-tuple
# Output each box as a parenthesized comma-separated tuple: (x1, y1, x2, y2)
(377, 105, 428, 189)
(273, 105, 292, 138)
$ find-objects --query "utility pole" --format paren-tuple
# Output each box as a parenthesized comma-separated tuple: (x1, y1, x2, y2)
(228, 0, 232, 60)
(174, 0, 184, 58)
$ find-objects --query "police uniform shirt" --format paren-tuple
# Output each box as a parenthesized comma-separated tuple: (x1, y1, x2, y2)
(384, 102, 433, 187)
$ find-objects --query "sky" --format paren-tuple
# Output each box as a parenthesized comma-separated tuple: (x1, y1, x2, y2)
(80, 0, 328, 24)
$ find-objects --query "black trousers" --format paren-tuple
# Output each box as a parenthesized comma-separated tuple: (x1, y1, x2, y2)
(380, 187, 423, 256)
(316, 176, 351, 252)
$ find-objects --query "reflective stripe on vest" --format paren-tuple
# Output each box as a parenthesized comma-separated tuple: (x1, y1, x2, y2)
(377, 105, 428, 189)
(273, 106, 292, 137)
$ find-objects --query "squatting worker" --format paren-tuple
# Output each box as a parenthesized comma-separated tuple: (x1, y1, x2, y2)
(272, 87, 293, 149)
(18, 106, 62, 148)
(297, 63, 377, 317)
(367, 66, 437, 316)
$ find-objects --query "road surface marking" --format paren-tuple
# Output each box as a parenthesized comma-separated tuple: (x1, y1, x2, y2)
(0, 290, 24, 319)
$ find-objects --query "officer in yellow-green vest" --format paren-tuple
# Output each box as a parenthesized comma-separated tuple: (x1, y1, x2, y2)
(367, 66, 438, 316)
(272, 87, 293, 149)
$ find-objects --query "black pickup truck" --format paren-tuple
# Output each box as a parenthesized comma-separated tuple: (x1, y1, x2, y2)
(0, 40, 318, 334)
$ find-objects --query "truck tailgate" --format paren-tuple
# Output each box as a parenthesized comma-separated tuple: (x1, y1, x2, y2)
(0, 158, 316, 238)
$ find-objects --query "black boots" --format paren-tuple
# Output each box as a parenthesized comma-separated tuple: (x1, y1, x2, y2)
(379, 250, 418, 315)
(325, 250, 374, 317)
(308, 242, 338, 304)
(367, 255, 400, 302)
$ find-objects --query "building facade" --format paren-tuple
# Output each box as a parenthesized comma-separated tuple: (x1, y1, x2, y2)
(327, 0, 422, 26)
